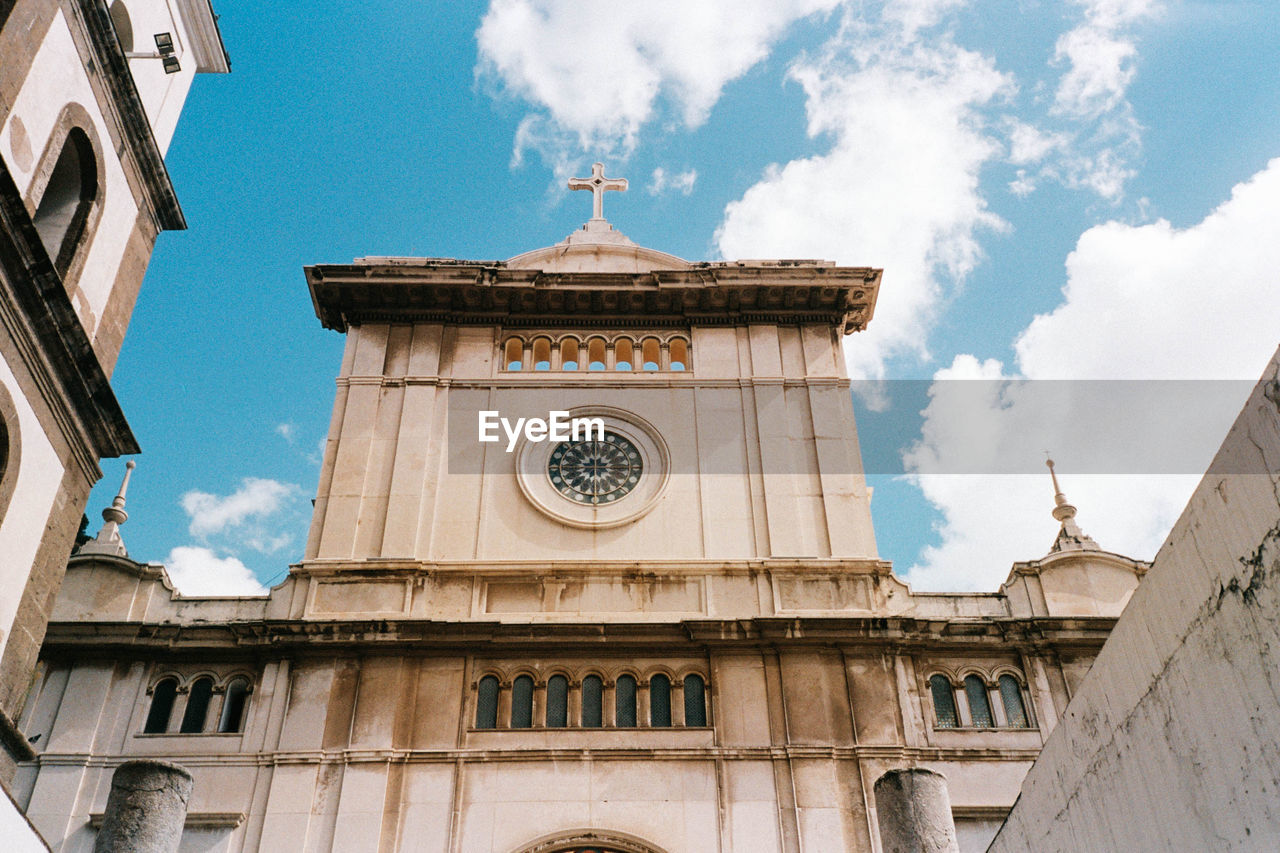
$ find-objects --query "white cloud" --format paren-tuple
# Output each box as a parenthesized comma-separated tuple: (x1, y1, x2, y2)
(716, 10, 1012, 378)
(649, 167, 697, 196)
(275, 422, 296, 442)
(904, 158, 1280, 590)
(1053, 0, 1156, 119)
(476, 0, 839, 164)
(181, 478, 299, 539)
(1009, 169, 1037, 197)
(165, 547, 268, 597)
(997, 0, 1155, 201)
(1006, 120, 1068, 165)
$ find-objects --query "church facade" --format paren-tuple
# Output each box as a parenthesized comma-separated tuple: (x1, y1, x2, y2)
(13, 179, 1147, 852)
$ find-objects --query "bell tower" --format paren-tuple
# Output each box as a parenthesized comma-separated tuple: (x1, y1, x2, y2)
(300, 164, 886, 623)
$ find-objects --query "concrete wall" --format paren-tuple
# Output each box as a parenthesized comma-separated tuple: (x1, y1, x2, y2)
(989, 347, 1280, 852)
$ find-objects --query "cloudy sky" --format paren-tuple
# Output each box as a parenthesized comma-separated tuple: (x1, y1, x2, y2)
(92, 0, 1280, 595)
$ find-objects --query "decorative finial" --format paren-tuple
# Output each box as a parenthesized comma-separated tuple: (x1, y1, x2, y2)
(78, 461, 136, 557)
(568, 162, 627, 221)
(1044, 455, 1098, 553)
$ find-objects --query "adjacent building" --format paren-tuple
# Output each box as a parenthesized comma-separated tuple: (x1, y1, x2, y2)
(0, 0, 228, 827)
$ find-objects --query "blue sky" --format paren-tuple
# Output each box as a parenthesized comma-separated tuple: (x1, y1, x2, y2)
(90, 0, 1280, 594)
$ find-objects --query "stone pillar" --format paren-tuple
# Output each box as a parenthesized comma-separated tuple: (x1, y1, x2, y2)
(94, 760, 192, 853)
(874, 767, 959, 853)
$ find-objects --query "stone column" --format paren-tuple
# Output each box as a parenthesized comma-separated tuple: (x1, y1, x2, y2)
(874, 767, 959, 853)
(94, 760, 192, 853)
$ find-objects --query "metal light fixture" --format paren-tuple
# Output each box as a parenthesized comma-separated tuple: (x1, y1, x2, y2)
(125, 32, 181, 74)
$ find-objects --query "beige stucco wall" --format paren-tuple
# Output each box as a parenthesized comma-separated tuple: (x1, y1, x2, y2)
(305, 322, 877, 566)
(989, 347, 1280, 852)
(18, 637, 1066, 852)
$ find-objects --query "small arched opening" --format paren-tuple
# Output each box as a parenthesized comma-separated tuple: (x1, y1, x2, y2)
(143, 677, 178, 734)
(180, 676, 215, 733)
(218, 677, 251, 733)
(33, 127, 98, 277)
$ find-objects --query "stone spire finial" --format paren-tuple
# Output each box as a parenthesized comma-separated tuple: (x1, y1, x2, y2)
(79, 461, 136, 557)
(1045, 456, 1098, 552)
(568, 162, 627, 221)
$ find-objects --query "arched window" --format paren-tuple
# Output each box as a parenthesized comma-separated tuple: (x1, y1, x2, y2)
(929, 675, 957, 729)
(560, 337, 580, 371)
(143, 677, 178, 734)
(614, 338, 634, 371)
(546, 675, 568, 727)
(642, 337, 661, 371)
(218, 677, 251, 733)
(33, 128, 97, 276)
(532, 337, 552, 370)
(476, 676, 499, 729)
(683, 674, 706, 726)
(649, 674, 671, 727)
(668, 338, 689, 371)
(999, 674, 1029, 728)
(511, 675, 534, 728)
(964, 675, 993, 727)
(581, 675, 603, 727)
(180, 676, 214, 733)
(587, 337, 606, 371)
(615, 675, 637, 727)
(504, 338, 523, 371)
(109, 0, 134, 52)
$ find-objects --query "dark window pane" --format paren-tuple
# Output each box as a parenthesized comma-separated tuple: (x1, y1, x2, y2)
(650, 674, 671, 727)
(33, 129, 96, 275)
(476, 676, 499, 729)
(683, 675, 707, 726)
(511, 675, 534, 728)
(929, 675, 958, 729)
(218, 678, 251, 733)
(144, 678, 178, 734)
(964, 675, 993, 727)
(180, 677, 214, 733)
(616, 675, 637, 727)
(546, 675, 568, 727)
(999, 675, 1029, 727)
(581, 675, 603, 727)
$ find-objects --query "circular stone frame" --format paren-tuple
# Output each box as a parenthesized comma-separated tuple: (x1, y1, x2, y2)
(515, 406, 670, 529)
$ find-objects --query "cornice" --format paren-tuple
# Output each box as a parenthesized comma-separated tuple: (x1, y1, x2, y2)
(33, 743, 1045, 768)
(39, 614, 1116, 654)
(306, 263, 882, 335)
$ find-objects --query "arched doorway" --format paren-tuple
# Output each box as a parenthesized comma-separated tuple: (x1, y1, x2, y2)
(512, 828, 669, 853)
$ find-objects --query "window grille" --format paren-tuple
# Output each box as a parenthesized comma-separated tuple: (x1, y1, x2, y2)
(546, 675, 568, 727)
(999, 674, 1029, 728)
(476, 676, 499, 729)
(930, 675, 958, 729)
(964, 675, 993, 727)
(511, 675, 534, 728)
(615, 675, 637, 727)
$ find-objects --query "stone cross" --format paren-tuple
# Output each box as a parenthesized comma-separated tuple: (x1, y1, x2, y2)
(568, 163, 627, 220)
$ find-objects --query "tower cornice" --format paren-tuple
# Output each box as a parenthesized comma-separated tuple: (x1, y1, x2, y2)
(306, 261, 882, 334)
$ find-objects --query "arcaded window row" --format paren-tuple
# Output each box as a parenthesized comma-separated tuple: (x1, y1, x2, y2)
(927, 668, 1033, 730)
(143, 674, 252, 735)
(502, 333, 690, 372)
(474, 671, 709, 730)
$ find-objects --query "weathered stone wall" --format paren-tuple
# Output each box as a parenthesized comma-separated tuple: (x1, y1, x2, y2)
(989, 348, 1280, 852)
